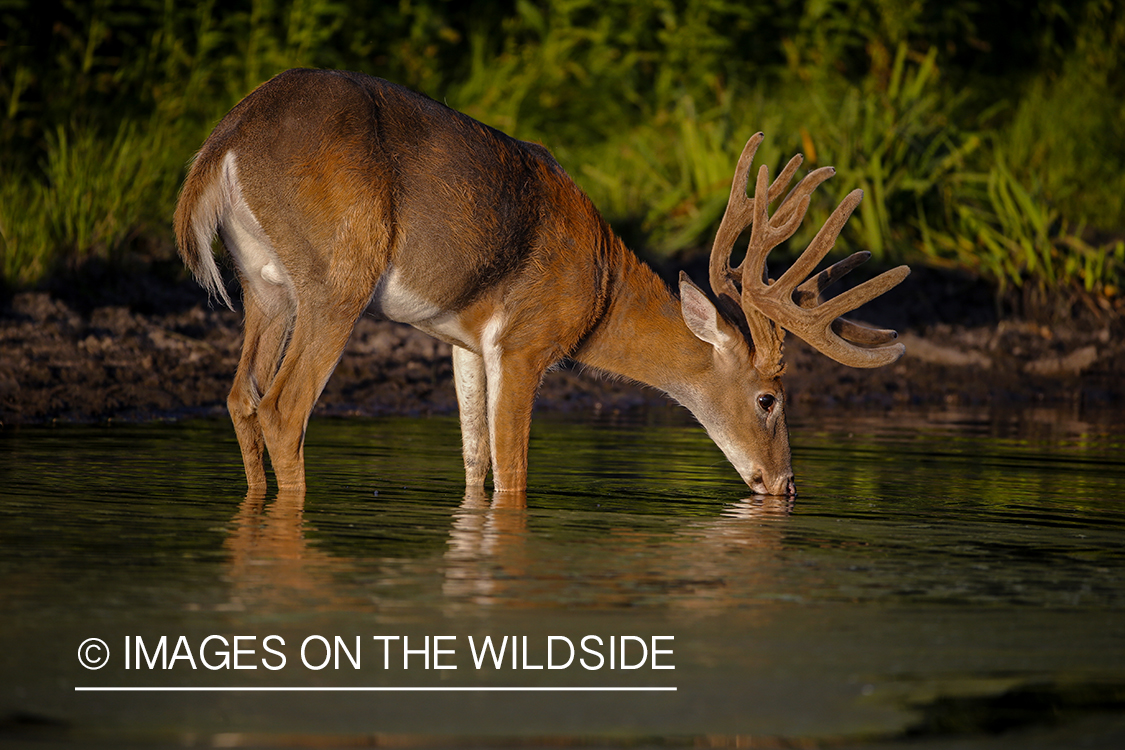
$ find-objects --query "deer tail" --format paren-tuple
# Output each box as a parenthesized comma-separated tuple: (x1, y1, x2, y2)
(174, 146, 235, 310)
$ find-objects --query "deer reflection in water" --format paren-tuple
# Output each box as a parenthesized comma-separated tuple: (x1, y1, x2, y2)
(220, 486, 795, 615)
(442, 491, 796, 613)
(443, 488, 530, 606)
(223, 489, 365, 613)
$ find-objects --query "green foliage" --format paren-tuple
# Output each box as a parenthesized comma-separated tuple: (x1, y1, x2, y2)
(922, 146, 1125, 304)
(1, 118, 181, 282)
(1, 0, 1122, 315)
(1000, 1, 1125, 231)
(777, 43, 974, 261)
(1, 0, 354, 284)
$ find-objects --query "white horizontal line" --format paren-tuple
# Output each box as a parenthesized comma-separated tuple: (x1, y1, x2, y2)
(75, 686, 676, 693)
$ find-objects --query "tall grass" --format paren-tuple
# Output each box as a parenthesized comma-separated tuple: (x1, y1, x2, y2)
(1, 124, 176, 283)
(1, 0, 1122, 317)
(1, 0, 351, 286)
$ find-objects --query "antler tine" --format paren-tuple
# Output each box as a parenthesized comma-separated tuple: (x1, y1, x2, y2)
(769, 185, 860, 298)
(796, 251, 901, 347)
(767, 164, 834, 240)
(793, 250, 872, 306)
(738, 164, 836, 307)
(832, 318, 900, 347)
(816, 265, 911, 323)
(708, 133, 910, 371)
(766, 153, 806, 206)
(737, 164, 910, 368)
(709, 133, 764, 308)
(710, 136, 806, 302)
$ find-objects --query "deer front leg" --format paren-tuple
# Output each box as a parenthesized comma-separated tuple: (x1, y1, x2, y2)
(452, 345, 490, 487)
(484, 347, 545, 494)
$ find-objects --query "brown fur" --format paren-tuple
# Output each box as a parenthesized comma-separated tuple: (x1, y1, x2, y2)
(175, 69, 809, 496)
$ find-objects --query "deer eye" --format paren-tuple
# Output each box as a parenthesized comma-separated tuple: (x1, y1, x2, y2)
(757, 393, 777, 412)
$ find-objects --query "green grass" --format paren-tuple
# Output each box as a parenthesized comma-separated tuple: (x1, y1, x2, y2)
(2, 0, 1122, 317)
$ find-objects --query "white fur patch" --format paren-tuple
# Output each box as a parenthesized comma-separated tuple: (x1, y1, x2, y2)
(369, 264, 477, 348)
(261, 263, 285, 285)
(453, 346, 488, 409)
(481, 313, 506, 435)
(217, 152, 293, 311)
(370, 265, 443, 323)
(453, 345, 489, 484)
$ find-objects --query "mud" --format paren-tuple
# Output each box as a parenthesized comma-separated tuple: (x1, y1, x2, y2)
(1, 269, 1122, 427)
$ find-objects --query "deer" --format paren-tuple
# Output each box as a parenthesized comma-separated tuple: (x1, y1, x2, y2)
(174, 68, 908, 497)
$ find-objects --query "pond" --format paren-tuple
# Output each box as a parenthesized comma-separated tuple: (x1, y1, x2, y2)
(2, 406, 1124, 748)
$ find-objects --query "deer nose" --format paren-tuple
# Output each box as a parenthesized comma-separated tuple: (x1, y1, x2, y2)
(768, 473, 796, 497)
(750, 470, 796, 497)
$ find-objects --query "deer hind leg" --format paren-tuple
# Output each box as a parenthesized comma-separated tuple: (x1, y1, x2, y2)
(219, 203, 298, 493)
(255, 286, 371, 492)
(452, 345, 490, 487)
(227, 284, 293, 492)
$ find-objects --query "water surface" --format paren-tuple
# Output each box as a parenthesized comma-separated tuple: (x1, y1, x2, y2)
(2, 407, 1123, 747)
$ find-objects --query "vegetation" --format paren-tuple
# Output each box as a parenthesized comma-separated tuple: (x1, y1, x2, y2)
(2, 0, 1123, 318)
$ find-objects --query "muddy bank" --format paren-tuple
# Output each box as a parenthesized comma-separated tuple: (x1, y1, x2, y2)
(1, 276, 1122, 427)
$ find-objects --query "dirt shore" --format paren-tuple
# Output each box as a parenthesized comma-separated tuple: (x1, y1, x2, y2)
(1, 268, 1122, 427)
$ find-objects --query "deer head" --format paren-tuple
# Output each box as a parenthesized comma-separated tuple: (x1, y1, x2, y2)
(688, 133, 909, 495)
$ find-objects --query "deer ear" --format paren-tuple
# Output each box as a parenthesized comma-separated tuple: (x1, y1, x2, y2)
(680, 272, 734, 350)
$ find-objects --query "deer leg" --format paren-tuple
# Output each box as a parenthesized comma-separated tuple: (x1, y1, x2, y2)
(452, 345, 490, 487)
(256, 299, 366, 492)
(483, 343, 547, 494)
(228, 287, 294, 493)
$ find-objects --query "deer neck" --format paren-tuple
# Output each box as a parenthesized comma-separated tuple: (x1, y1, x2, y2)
(573, 249, 711, 403)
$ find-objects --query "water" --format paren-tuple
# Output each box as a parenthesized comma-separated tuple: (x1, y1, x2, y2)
(2, 407, 1124, 748)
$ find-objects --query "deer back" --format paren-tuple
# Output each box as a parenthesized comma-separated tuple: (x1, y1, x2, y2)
(176, 69, 616, 353)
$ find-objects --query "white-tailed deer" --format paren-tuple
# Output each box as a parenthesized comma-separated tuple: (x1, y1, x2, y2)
(175, 69, 908, 496)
